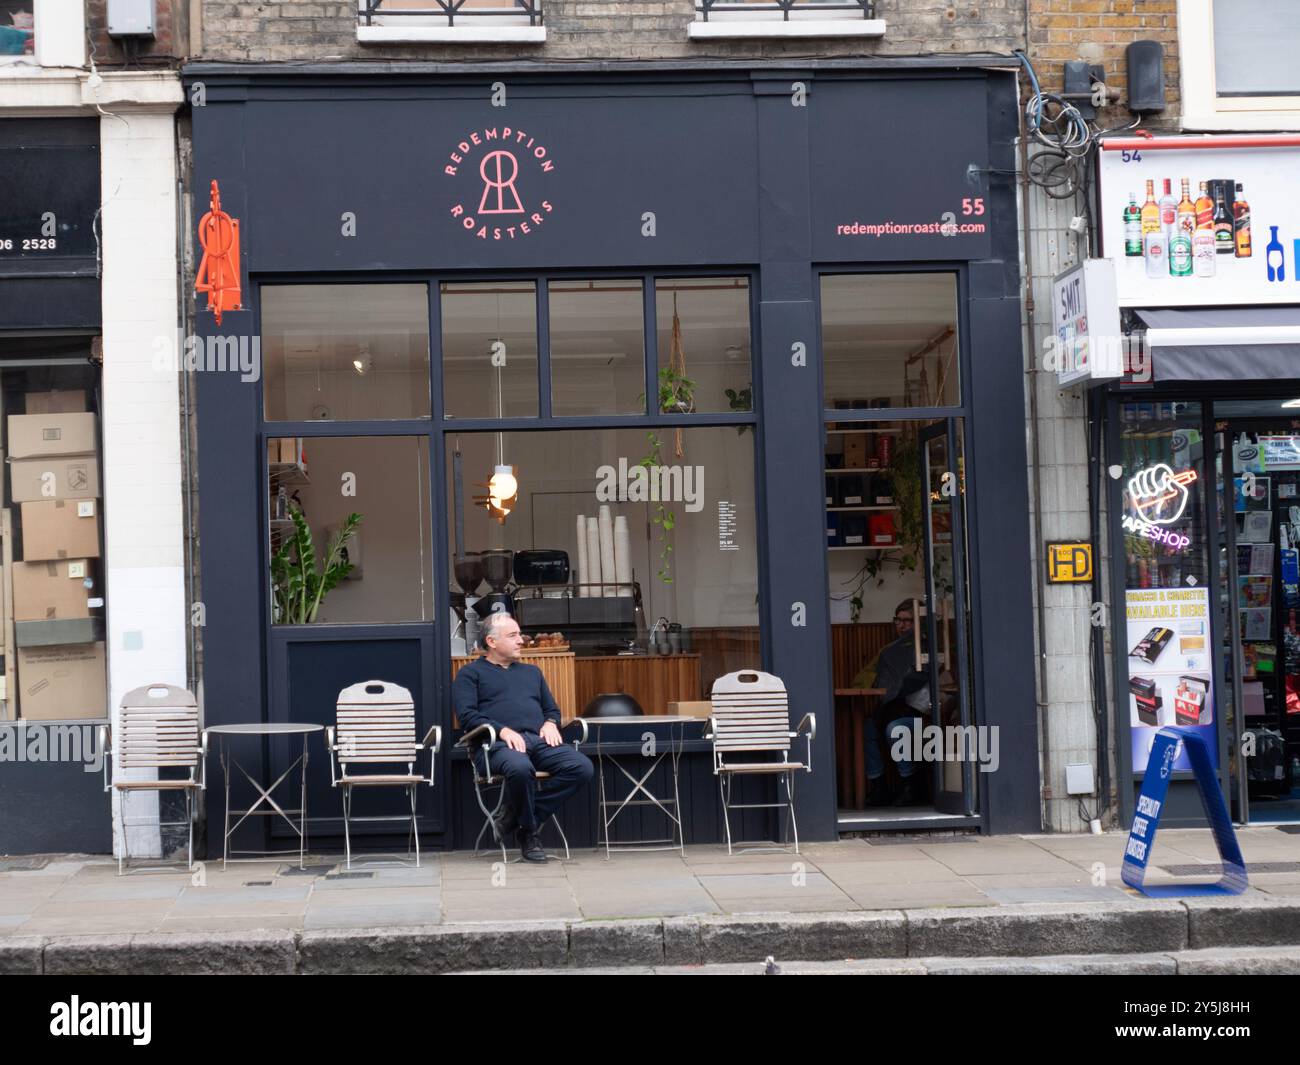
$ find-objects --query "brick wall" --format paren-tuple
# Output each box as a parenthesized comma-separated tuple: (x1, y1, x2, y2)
(87, 0, 188, 65)
(196, 0, 1024, 62)
(1026, 0, 1181, 129)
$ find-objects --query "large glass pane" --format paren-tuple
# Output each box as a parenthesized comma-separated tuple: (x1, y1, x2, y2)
(262, 284, 430, 422)
(1214, 0, 1300, 97)
(3, 346, 106, 721)
(1118, 401, 1215, 774)
(549, 279, 646, 417)
(445, 426, 759, 722)
(267, 435, 433, 623)
(441, 281, 539, 419)
(654, 277, 752, 415)
(820, 273, 960, 411)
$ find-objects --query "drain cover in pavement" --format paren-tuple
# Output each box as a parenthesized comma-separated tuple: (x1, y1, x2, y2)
(280, 864, 336, 877)
(1159, 862, 1300, 875)
(0, 856, 51, 872)
(243, 880, 274, 886)
(324, 871, 373, 880)
(863, 834, 976, 846)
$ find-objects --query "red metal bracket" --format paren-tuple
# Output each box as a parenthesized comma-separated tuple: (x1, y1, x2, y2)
(195, 179, 242, 327)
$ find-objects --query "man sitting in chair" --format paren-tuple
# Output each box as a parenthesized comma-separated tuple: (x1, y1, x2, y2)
(453, 612, 594, 862)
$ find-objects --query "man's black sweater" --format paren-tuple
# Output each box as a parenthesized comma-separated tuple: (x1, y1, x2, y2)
(453, 656, 561, 737)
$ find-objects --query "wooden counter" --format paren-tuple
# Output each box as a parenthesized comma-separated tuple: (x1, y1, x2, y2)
(574, 654, 701, 717)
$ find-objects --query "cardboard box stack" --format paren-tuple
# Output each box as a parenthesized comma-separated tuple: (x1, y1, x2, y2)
(9, 393, 106, 720)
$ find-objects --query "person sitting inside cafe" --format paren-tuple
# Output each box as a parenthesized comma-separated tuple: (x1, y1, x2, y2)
(452, 612, 594, 862)
(854, 599, 932, 806)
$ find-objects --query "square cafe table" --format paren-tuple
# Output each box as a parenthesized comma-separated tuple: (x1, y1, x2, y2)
(204, 722, 323, 869)
(576, 715, 701, 859)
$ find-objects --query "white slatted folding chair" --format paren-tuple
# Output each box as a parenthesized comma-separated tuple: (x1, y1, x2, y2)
(100, 684, 206, 876)
(327, 680, 442, 869)
(706, 670, 816, 855)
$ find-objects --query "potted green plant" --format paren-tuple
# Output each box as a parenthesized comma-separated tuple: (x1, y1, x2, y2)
(270, 507, 363, 623)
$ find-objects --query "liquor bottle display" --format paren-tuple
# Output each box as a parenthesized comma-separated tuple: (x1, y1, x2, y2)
(1124, 192, 1142, 256)
(1195, 181, 1213, 231)
(1213, 184, 1234, 254)
(1159, 178, 1177, 244)
(1234, 182, 1252, 258)
(1169, 178, 1195, 276)
(1193, 217, 1216, 277)
(1140, 180, 1160, 237)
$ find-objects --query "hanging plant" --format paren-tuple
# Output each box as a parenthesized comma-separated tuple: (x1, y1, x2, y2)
(637, 296, 697, 584)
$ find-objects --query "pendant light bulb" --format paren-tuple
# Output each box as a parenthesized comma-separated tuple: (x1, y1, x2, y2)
(489, 464, 517, 505)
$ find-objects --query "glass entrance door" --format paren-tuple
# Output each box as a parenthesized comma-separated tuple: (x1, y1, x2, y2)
(919, 420, 976, 815)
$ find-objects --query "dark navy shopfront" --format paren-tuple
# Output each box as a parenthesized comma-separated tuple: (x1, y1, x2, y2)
(184, 60, 1037, 854)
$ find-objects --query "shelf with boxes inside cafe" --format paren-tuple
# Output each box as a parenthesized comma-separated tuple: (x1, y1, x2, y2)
(2, 387, 105, 723)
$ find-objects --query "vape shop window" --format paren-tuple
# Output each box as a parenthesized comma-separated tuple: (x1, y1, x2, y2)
(0, 346, 105, 722)
(267, 435, 433, 625)
(548, 280, 646, 417)
(261, 284, 431, 422)
(441, 281, 539, 420)
(654, 277, 752, 416)
(820, 273, 960, 411)
(446, 427, 759, 724)
(1119, 402, 1214, 774)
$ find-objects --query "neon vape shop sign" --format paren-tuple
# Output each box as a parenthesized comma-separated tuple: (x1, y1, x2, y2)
(444, 126, 555, 242)
(1122, 462, 1196, 551)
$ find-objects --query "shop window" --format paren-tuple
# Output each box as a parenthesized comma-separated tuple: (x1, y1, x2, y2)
(268, 435, 433, 624)
(441, 281, 539, 420)
(820, 273, 960, 412)
(1, 348, 105, 721)
(1180, 0, 1300, 128)
(654, 277, 752, 416)
(445, 426, 759, 723)
(1118, 402, 1214, 775)
(0, 1, 34, 65)
(548, 280, 646, 417)
(261, 285, 431, 422)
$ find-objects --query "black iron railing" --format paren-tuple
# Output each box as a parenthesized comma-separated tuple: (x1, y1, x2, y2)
(360, 0, 543, 27)
(697, 0, 875, 20)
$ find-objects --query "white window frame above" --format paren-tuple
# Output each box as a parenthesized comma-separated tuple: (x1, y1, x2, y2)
(0, 0, 87, 71)
(1179, 0, 1300, 129)
(356, 0, 545, 44)
(689, 1, 884, 40)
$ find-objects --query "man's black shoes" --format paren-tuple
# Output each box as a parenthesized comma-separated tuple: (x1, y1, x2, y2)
(493, 799, 518, 840)
(516, 828, 548, 863)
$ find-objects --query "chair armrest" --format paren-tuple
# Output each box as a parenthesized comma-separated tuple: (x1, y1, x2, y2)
(197, 733, 209, 790)
(794, 713, 816, 740)
(98, 725, 112, 792)
(421, 724, 443, 752)
(325, 725, 339, 787)
(702, 716, 716, 740)
(563, 718, 588, 746)
(456, 723, 497, 750)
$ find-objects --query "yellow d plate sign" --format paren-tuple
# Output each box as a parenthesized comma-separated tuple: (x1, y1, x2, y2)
(1046, 542, 1093, 583)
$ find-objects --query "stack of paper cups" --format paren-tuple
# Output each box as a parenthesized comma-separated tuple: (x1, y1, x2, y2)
(585, 517, 602, 598)
(613, 515, 632, 596)
(598, 505, 617, 597)
(575, 514, 589, 597)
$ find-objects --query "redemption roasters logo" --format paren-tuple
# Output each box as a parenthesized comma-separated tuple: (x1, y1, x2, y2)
(444, 125, 555, 242)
